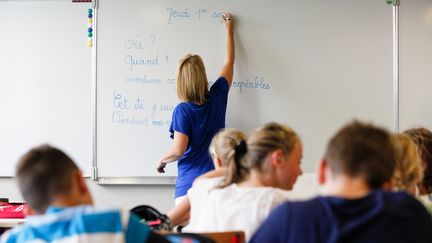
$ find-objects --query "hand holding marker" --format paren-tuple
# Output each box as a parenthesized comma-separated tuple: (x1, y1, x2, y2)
(223, 13, 231, 22)
(222, 13, 233, 34)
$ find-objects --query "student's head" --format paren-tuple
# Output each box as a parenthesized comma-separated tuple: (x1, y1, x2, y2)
(220, 122, 303, 190)
(16, 145, 93, 214)
(209, 128, 247, 169)
(392, 134, 423, 195)
(321, 121, 396, 190)
(176, 54, 209, 104)
(403, 127, 432, 194)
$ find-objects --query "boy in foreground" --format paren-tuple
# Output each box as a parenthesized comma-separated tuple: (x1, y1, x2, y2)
(251, 121, 432, 243)
(1, 145, 168, 243)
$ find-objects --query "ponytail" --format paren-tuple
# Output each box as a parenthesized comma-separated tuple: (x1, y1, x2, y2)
(218, 140, 249, 188)
(218, 122, 299, 188)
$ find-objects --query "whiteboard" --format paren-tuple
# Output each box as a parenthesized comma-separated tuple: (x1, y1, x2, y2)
(400, 0, 432, 131)
(96, 0, 393, 179)
(0, 1, 93, 176)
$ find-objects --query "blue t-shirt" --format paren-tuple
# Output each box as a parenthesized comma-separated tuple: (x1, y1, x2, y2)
(0, 205, 150, 243)
(250, 191, 432, 243)
(170, 77, 229, 198)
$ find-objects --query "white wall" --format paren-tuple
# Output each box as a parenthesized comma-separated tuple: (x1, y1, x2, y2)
(0, 173, 319, 213)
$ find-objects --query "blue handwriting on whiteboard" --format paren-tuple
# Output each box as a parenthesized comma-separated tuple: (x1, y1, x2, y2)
(166, 78, 176, 85)
(124, 34, 157, 50)
(209, 76, 270, 93)
(125, 54, 160, 71)
(134, 98, 148, 111)
(167, 7, 191, 24)
(112, 111, 149, 126)
(124, 39, 145, 50)
(113, 93, 129, 109)
(196, 8, 208, 19)
(112, 110, 171, 127)
(125, 76, 162, 85)
(167, 7, 225, 24)
(232, 77, 271, 93)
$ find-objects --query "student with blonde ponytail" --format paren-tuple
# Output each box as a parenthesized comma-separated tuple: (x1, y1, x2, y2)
(166, 128, 246, 226)
(183, 122, 303, 241)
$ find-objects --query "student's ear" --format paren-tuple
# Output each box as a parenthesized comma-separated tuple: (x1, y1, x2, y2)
(270, 149, 285, 167)
(75, 170, 93, 205)
(214, 157, 223, 168)
(75, 170, 89, 195)
(25, 206, 36, 216)
(318, 159, 327, 185)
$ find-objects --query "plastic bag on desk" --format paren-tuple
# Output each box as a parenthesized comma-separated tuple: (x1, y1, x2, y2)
(130, 205, 173, 231)
(0, 203, 28, 218)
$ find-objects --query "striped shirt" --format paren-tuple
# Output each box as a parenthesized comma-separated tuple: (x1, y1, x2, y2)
(0, 205, 149, 243)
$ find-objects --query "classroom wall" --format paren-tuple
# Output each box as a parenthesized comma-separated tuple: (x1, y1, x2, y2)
(0, 173, 319, 213)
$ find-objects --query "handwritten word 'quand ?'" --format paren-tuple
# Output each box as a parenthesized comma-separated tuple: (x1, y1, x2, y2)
(125, 54, 159, 71)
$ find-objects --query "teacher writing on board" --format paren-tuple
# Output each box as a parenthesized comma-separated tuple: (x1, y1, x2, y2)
(157, 14, 235, 204)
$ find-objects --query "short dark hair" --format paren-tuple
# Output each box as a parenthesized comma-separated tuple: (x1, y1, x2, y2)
(404, 127, 432, 193)
(324, 121, 396, 189)
(16, 144, 79, 213)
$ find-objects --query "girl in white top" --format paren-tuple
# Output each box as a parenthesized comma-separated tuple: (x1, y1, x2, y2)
(184, 122, 303, 240)
(167, 128, 247, 226)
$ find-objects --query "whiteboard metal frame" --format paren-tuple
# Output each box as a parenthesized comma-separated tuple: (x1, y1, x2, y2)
(91, 0, 99, 180)
(97, 176, 177, 185)
(392, 0, 400, 132)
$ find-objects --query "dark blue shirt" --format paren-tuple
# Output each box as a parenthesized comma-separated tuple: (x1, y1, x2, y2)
(170, 77, 229, 198)
(250, 191, 432, 243)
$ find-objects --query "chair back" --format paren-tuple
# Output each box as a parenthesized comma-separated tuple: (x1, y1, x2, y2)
(200, 231, 245, 243)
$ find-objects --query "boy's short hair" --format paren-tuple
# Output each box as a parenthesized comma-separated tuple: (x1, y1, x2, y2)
(324, 121, 396, 189)
(16, 144, 79, 213)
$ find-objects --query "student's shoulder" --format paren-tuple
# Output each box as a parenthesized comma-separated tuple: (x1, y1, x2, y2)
(271, 197, 323, 216)
(74, 206, 123, 219)
(417, 193, 432, 214)
(0, 222, 32, 243)
(383, 191, 432, 217)
(191, 176, 223, 193)
(383, 191, 422, 207)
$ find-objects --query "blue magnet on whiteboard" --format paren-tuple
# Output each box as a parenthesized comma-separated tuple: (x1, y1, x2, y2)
(88, 13, 93, 18)
(88, 27, 93, 33)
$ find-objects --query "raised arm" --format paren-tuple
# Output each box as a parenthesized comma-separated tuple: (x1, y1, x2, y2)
(157, 131, 188, 173)
(219, 13, 235, 87)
